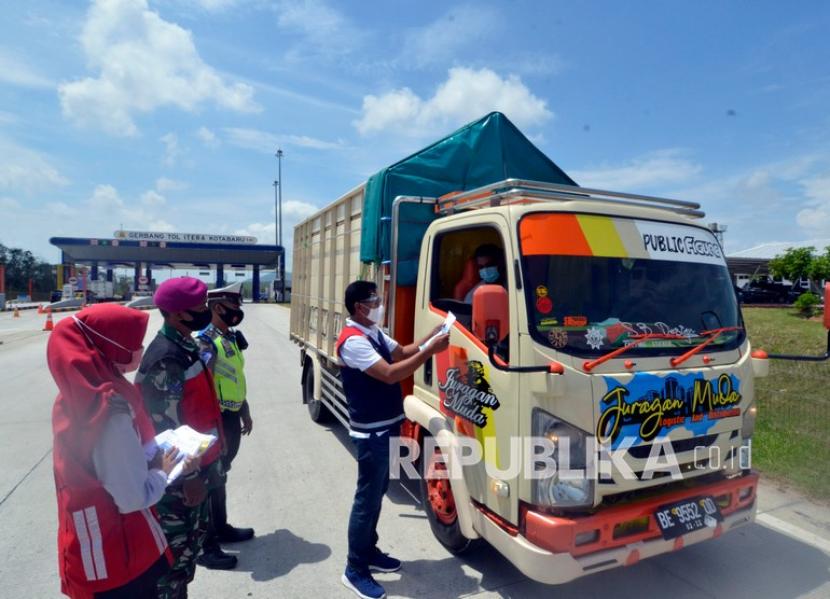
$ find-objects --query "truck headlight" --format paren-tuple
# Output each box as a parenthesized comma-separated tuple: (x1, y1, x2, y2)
(741, 402, 757, 439)
(531, 408, 594, 508)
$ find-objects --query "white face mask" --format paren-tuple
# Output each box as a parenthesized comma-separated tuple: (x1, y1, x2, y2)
(367, 304, 384, 325)
(73, 316, 144, 372)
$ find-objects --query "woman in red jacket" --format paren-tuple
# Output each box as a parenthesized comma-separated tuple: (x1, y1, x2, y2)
(48, 304, 189, 598)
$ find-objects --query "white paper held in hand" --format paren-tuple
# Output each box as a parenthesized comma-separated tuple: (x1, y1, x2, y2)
(421, 311, 456, 351)
(154, 425, 218, 484)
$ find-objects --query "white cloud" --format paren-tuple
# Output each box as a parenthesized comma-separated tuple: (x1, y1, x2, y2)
(147, 219, 175, 231)
(0, 49, 53, 89)
(274, 0, 361, 61)
(0, 137, 69, 194)
(46, 202, 75, 218)
(234, 221, 275, 242)
(186, 0, 243, 10)
(161, 133, 180, 166)
(796, 174, 830, 235)
(223, 128, 279, 153)
(58, 0, 259, 136)
(282, 199, 319, 220)
(570, 150, 703, 190)
(86, 184, 124, 211)
(141, 190, 166, 207)
(236, 198, 319, 267)
(401, 6, 498, 70)
(81, 184, 176, 233)
(196, 126, 219, 147)
(223, 127, 344, 153)
(155, 177, 187, 192)
(354, 67, 552, 137)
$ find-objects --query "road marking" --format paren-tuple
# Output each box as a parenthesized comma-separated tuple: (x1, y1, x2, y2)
(757, 512, 830, 555)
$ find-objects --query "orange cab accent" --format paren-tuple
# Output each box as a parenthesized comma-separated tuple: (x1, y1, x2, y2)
(519, 213, 592, 256)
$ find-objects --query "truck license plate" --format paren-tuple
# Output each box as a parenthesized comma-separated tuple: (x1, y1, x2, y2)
(654, 496, 723, 540)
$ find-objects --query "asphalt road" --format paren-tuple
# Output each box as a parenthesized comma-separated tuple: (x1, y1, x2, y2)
(0, 305, 828, 598)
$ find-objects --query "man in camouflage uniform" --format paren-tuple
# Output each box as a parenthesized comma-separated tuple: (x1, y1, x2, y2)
(137, 277, 234, 599)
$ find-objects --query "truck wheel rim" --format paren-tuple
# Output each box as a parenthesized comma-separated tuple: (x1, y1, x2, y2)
(426, 447, 457, 525)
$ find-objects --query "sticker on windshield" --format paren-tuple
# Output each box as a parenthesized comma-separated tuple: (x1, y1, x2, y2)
(585, 326, 606, 350)
(547, 328, 569, 348)
(596, 372, 742, 448)
(535, 285, 549, 298)
(564, 315, 588, 327)
(519, 214, 726, 266)
(539, 317, 559, 327)
(535, 296, 553, 314)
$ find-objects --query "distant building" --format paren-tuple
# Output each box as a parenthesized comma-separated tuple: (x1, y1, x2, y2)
(727, 238, 830, 289)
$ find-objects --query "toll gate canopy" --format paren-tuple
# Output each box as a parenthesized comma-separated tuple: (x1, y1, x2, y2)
(50, 233, 283, 303)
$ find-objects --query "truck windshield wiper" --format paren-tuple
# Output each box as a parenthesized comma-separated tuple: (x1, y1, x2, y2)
(582, 333, 687, 372)
(669, 326, 742, 367)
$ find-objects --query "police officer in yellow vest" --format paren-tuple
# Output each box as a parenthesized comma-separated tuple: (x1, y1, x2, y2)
(196, 282, 255, 569)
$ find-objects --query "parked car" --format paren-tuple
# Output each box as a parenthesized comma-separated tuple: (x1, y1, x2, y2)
(738, 282, 792, 304)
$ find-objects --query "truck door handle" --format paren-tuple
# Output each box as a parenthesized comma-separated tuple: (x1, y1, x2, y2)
(424, 356, 433, 385)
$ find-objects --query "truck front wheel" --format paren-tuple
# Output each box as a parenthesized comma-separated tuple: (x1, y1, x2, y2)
(419, 439, 473, 554)
(303, 361, 330, 423)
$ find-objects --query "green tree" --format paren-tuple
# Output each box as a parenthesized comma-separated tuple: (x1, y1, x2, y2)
(0, 241, 55, 295)
(808, 246, 830, 283)
(769, 246, 816, 282)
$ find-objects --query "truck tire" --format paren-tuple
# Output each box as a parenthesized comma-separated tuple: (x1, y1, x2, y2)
(303, 361, 331, 423)
(419, 438, 473, 554)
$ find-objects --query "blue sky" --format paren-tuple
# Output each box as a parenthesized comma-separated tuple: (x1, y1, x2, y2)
(1, 0, 829, 269)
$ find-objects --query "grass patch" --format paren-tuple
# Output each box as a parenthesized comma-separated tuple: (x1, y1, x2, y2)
(742, 308, 830, 500)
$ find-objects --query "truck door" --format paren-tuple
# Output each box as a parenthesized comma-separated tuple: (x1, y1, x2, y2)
(418, 218, 522, 524)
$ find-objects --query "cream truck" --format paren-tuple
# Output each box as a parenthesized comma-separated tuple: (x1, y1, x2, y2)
(289, 112, 830, 584)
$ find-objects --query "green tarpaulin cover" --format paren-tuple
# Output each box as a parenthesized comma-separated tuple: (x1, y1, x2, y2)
(360, 112, 577, 285)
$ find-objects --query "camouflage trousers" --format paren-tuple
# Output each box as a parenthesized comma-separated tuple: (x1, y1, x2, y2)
(155, 486, 209, 599)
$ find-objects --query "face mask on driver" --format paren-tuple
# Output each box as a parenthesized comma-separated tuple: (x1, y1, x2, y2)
(183, 308, 212, 331)
(479, 266, 499, 284)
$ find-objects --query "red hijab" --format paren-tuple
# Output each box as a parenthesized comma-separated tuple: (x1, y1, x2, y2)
(48, 304, 156, 455)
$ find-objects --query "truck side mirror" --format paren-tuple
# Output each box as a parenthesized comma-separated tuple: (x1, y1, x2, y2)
(824, 283, 830, 330)
(472, 284, 508, 347)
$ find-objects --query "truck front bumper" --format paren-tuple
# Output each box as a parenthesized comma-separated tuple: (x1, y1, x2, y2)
(473, 472, 758, 585)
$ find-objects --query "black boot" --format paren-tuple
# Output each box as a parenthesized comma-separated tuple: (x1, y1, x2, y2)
(196, 545, 238, 570)
(218, 524, 255, 543)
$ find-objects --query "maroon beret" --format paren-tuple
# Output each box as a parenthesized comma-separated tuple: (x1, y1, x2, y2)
(154, 277, 207, 312)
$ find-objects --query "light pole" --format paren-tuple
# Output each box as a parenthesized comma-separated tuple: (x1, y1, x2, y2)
(274, 148, 284, 302)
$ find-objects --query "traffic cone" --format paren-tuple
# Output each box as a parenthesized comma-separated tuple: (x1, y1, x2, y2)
(13, 307, 20, 318)
(37, 304, 44, 314)
(43, 310, 54, 332)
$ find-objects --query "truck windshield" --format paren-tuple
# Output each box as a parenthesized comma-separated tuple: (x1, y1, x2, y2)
(518, 212, 744, 356)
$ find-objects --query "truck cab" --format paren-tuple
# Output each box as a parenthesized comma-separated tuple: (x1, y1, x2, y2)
(396, 181, 761, 583)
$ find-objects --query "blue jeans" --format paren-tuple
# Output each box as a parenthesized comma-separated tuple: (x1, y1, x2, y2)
(347, 428, 397, 572)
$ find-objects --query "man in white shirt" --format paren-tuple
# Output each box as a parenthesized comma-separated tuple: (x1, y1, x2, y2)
(335, 280, 449, 599)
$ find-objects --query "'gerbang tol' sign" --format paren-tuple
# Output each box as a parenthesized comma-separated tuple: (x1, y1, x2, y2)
(113, 230, 257, 245)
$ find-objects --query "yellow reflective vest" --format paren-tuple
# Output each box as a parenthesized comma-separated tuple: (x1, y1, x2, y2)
(211, 333, 246, 412)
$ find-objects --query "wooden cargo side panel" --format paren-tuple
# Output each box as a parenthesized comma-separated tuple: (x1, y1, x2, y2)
(291, 186, 366, 359)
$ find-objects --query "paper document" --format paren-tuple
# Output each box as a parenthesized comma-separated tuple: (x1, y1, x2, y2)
(154, 425, 217, 484)
(422, 311, 456, 350)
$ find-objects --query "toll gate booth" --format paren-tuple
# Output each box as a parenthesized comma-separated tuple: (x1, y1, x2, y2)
(50, 231, 283, 303)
